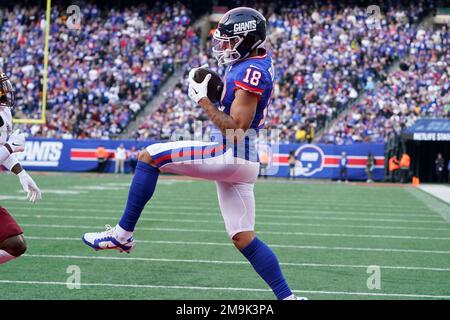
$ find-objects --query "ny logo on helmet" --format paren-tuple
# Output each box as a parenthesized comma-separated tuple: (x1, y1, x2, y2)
(234, 20, 257, 34)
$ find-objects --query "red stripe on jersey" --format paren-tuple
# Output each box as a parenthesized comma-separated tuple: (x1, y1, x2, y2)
(234, 81, 264, 95)
(232, 86, 261, 102)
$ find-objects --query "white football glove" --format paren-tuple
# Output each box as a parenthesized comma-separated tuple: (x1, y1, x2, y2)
(188, 64, 211, 104)
(18, 170, 42, 203)
(7, 129, 26, 153)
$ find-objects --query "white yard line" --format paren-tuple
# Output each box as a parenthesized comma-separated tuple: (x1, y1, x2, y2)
(8, 208, 446, 224)
(4, 202, 436, 219)
(13, 213, 450, 232)
(19, 223, 450, 241)
(22, 253, 450, 272)
(25, 236, 450, 254)
(0, 280, 448, 299)
(2, 196, 428, 211)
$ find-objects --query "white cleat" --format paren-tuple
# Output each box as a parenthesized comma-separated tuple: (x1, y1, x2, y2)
(284, 294, 308, 300)
(82, 225, 135, 253)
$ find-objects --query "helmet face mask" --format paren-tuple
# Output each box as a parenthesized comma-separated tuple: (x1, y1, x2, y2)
(0, 73, 15, 110)
(212, 29, 244, 66)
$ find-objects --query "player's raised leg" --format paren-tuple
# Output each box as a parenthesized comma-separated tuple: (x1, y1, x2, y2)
(82, 139, 250, 252)
(0, 207, 27, 265)
(82, 149, 159, 252)
(216, 181, 304, 300)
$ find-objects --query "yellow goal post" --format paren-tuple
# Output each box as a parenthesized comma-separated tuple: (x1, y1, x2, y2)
(13, 0, 51, 125)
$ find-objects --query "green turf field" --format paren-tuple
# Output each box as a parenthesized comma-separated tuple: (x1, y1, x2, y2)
(0, 173, 449, 300)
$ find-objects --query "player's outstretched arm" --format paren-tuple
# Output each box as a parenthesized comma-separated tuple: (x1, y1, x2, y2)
(0, 131, 42, 204)
(3, 156, 42, 204)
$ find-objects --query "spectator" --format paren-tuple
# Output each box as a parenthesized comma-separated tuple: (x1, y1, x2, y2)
(305, 124, 314, 144)
(95, 145, 109, 173)
(295, 126, 306, 142)
(399, 153, 411, 183)
(288, 150, 296, 180)
(128, 146, 139, 174)
(115, 144, 127, 174)
(435, 153, 445, 183)
(338, 152, 348, 183)
(448, 159, 450, 183)
(388, 155, 400, 183)
(258, 149, 269, 180)
(365, 152, 375, 183)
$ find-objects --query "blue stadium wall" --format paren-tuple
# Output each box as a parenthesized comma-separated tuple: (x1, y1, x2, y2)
(15, 138, 385, 181)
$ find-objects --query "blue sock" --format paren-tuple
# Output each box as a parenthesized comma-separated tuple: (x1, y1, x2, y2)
(240, 237, 292, 300)
(118, 161, 159, 231)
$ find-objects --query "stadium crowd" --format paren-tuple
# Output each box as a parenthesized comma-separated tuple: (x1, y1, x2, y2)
(132, 1, 438, 143)
(2, 1, 446, 145)
(322, 26, 449, 144)
(0, 3, 197, 139)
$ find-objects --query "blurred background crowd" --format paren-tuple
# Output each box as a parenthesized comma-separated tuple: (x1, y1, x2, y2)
(0, 0, 448, 144)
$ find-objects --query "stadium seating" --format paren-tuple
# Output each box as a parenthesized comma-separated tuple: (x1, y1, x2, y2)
(132, 1, 439, 143)
(3, 1, 446, 144)
(1, 3, 197, 138)
(322, 27, 449, 144)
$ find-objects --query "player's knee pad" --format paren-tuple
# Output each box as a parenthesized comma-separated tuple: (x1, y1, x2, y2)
(1, 234, 27, 257)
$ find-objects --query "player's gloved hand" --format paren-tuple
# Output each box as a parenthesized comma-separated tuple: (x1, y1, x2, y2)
(6, 129, 26, 153)
(188, 64, 211, 104)
(18, 170, 42, 203)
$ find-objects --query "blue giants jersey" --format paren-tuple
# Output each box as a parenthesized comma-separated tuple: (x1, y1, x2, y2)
(209, 50, 274, 162)
(220, 50, 274, 131)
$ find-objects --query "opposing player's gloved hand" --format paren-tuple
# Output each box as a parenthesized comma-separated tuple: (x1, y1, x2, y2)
(18, 170, 42, 203)
(6, 129, 26, 153)
(188, 64, 211, 104)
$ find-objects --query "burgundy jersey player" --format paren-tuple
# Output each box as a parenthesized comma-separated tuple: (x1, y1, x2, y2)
(0, 72, 42, 265)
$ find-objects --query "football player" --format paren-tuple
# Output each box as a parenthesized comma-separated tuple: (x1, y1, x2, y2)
(0, 72, 42, 265)
(83, 7, 305, 300)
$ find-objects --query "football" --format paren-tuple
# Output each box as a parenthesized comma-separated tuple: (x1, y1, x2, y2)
(193, 67, 224, 103)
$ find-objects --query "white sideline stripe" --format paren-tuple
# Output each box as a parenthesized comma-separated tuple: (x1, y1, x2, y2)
(0, 280, 449, 299)
(14, 213, 450, 232)
(8, 208, 446, 224)
(419, 185, 450, 205)
(26, 236, 450, 254)
(22, 254, 450, 272)
(19, 223, 450, 241)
